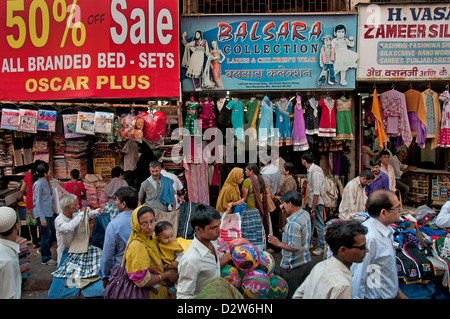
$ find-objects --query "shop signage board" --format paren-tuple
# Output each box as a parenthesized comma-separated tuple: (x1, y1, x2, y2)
(357, 3, 450, 81)
(0, 0, 180, 100)
(180, 14, 358, 91)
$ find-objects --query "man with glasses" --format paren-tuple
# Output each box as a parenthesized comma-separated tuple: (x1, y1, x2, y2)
(292, 220, 368, 299)
(350, 189, 408, 299)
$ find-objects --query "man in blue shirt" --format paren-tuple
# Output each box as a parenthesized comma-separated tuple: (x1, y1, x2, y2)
(366, 157, 390, 196)
(99, 186, 138, 287)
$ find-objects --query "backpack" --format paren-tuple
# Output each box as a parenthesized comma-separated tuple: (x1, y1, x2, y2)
(312, 168, 338, 208)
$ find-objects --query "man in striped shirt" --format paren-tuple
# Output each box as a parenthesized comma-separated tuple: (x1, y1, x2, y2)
(268, 190, 312, 299)
(338, 170, 374, 220)
(350, 189, 408, 299)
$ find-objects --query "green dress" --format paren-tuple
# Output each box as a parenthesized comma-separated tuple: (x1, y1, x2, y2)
(334, 97, 354, 140)
(184, 100, 201, 136)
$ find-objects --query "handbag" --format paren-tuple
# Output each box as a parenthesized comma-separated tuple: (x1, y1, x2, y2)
(104, 239, 151, 299)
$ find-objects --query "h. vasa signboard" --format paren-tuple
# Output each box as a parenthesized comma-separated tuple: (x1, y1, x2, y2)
(357, 3, 450, 81)
(180, 14, 358, 91)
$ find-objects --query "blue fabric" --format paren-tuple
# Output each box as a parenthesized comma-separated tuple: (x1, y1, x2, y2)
(38, 214, 56, 263)
(419, 226, 447, 237)
(92, 213, 111, 249)
(159, 175, 174, 207)
(400, 282, 435, 299)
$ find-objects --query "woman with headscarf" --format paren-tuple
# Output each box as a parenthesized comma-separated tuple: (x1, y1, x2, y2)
(124, 205, 178, 299)
(216, 167, 244, 214)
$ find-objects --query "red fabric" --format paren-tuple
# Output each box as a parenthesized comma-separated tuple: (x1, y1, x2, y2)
(63, 182, 86, 207)
(23, 173, 33, 210)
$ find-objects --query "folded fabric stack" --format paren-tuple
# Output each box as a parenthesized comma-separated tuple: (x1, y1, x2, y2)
(16, 236, 30, 278)
(65, 139, 89, 177)
(53, 133, 67, 179)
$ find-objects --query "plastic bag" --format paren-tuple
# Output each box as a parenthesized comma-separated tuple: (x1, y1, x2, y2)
(143, 111, 167, 143)
(119, 112, 145, 141)
(51, 180, 70, 214)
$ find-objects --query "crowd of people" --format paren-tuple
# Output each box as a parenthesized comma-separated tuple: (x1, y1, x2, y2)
(0, 142, 448, 300)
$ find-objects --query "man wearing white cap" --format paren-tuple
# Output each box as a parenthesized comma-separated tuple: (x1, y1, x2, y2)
(0, 207, 21, 299)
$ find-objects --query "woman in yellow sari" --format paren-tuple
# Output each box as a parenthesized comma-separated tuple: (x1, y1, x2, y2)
(215, 167, 244, 213)
(124, 205, 178, 299)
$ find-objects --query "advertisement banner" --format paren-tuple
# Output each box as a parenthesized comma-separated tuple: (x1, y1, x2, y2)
(180, 14, 358, 91)
(357, 3, 450, 81)
(0, 0, 180, 100)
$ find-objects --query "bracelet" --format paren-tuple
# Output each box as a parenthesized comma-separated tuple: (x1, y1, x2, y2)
(158, 274, 163, 282)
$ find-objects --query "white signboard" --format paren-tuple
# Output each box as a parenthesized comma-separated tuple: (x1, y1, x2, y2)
(357, 3, 450, 81)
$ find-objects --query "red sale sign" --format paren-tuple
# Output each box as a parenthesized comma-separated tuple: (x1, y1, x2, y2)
(0, 0, 180, 100)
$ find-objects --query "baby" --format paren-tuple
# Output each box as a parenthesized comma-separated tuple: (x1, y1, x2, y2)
(155, 221, 191, 297)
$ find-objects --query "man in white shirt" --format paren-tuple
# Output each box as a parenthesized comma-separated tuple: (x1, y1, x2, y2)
(161, 166, 184, 210)
(390, 148, 416, 201)
(436, 201, 450, 228)
(379, 149, 397, 193)
(55, 194, 100, 265)
(350, 189, 408, 299)
(0, 207, 21, 299)
(301, 151, 325, 256)
(338, 170, 374, 220)
(293, 220, 368, 299)
(177, 204, 231, 298)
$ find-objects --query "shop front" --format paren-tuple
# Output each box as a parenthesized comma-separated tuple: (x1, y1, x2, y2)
(180, 13, 360, 209)
(356, 2, 450, 209)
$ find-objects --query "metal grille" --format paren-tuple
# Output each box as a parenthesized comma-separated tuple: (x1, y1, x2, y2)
(186, 0, 349, 14)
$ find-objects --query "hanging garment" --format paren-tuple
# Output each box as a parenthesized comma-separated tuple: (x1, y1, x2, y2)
(438, 90, 450, 148)
(184, 99, 201, 136)
(216, 97, 231, 134)
(422, 88, 442, 149)
(274, 96, 292, 146)
(244, 98, 260, 143)
(380, 89, 412, 147)
(184, 160, 210, 205)
(371, 89, 387, 149)
(318, 97, 336, 137)
(304, 97, 320, 135)
(291, 95, 309, 151)
(226, 98, 244, 141)
(258, 96, 274, 146)
(363, 97, 375, 125)
(334, 97, 354, 140)
(405, 89, 427, 148)
(199, 97, 216, 129)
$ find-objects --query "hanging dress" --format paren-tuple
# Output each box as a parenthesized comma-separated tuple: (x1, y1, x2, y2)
(291, 95, 309, 151)
(334, 97, 354, 140)
(258, 96, 274, 146)
(199, 97, 216, 129)
(304, 97, 320, 135)
(437, 90, 450, 148)
(318, 97, 336, 137)
(422, 88, 442, 149)
(184, 99, 201, 136)
(274, 97, 292, 146)
(226, 98, 244, 141)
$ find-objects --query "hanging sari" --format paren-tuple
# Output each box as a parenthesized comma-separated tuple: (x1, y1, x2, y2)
(124, 205, 169, 299)
(216, 167, 244, 213)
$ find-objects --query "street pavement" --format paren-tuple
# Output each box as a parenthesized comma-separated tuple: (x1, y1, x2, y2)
(20, 238, 324, 299)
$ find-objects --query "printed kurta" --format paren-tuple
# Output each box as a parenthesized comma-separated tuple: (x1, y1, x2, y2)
(380, 89, 412, 147)
(438, 90, 450, 148)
